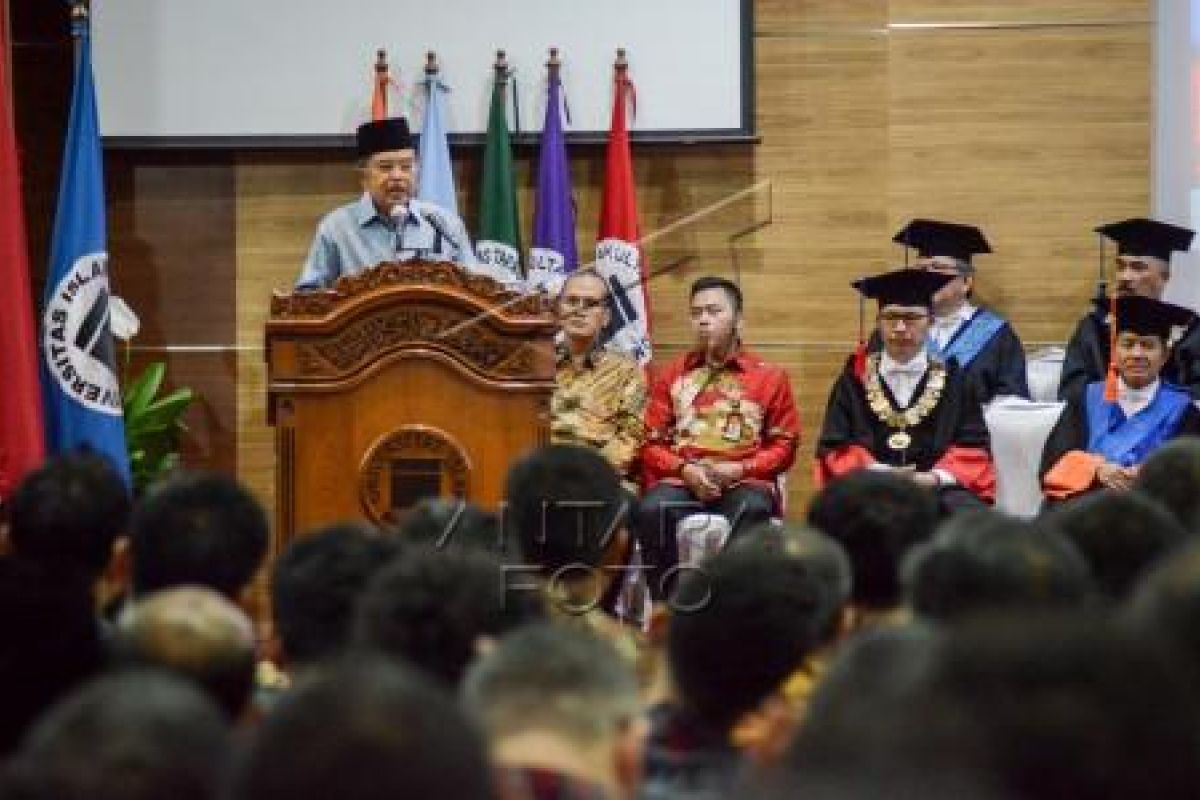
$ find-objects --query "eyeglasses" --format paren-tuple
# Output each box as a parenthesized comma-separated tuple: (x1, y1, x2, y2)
(559, 296, 606, 311)
(878, 311, 929, 326)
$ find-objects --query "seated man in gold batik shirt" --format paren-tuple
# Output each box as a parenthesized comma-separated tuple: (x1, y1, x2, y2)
(550, 269, 647, 486)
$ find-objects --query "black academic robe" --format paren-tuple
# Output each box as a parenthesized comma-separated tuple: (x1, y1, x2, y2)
(1039, 384, 1200, 497)
(815, 355, 994, 505)
(1058, 309, 1200, 402)
(868, 313, 1029, 406)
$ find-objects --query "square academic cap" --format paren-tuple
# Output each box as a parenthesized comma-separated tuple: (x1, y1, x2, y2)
(892, 219, 992, 263)
(1094, 218, 1195, 262)
(356, 117, 413, 158)
(1113, 295, 1197, 340)
(853, 269, 955, 309)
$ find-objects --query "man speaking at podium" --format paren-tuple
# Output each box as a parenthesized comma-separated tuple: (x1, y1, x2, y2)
(295, 117, 478, 290)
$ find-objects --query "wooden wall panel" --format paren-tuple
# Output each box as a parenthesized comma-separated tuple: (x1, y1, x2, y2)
(11, 0, 70, 292)
(888, 24, 1151, 346)
(890, 0, 1150, 25)
(104, 153, 239, 476)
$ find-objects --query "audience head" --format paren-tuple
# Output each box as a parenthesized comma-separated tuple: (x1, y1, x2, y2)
(399, 497, 507, 556)
(733, 523, 853, 645)
(807, 471, 939, 612)
(903, 509, 1093, 623)
(791, 612, 1200, 800)
(0, 557, 104, 757)
(786, 624, 974, 777)
(1134, 437, 1200, 532)
(271, 521, 395, 669)
(924, 613, 1200, 800)
(1126, 540, 1200, 683)
(8, 451, 129, 580)
(1046, 489, 1188, 602)
(504, 444, 629, 573)
(114, 587, 256, 720)
(355, 546, 544, 687)
(667, 544, 832, 733)
(130, 471, 269, 600)
(229, 656, 492, 800)
(463, 624, 643, 798)
(6, 670, 230, 800)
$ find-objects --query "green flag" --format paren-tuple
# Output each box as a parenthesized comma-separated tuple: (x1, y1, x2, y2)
(476, 63, 523, 282)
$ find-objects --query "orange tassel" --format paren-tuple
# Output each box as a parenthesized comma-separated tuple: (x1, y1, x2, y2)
(372, 50, 389, 121)
(1103, 363, 1119, 402)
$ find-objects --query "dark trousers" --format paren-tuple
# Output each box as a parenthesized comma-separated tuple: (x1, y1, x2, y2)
(634, 483, 775, 599)
(937, 486, 987, 515)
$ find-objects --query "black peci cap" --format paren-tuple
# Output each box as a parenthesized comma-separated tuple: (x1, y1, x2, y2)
(356, 117, 414, 158)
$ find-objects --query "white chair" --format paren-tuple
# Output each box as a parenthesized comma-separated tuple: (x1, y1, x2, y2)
(676, 513, 733, 567)
(1026, 346, 1066, 403)
(983, 397, 1067, 518)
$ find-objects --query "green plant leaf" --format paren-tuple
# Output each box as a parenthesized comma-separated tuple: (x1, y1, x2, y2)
(120, 360, 197, 496)
(123, 362, 166, 418)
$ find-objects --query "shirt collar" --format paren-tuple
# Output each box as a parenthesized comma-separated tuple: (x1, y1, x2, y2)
(934, 302, 975, 326)
(1118, 377, 1159, 404)
(684, 342, 753, 371)
(880, 349, 929, 375)
(556, 339, 605, 369)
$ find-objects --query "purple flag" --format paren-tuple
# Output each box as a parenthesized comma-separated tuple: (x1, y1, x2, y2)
(528, 68, 577, 294)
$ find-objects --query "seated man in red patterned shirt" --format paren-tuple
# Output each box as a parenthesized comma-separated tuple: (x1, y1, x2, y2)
(636, 277, 801, 595)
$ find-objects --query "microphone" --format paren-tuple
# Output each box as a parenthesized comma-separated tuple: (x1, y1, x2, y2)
(420, 208, 463, 256)
(389, 204, 408, 257)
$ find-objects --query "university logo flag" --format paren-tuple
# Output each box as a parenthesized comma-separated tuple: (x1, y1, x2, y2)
(0, 5, 45, 496)
(476, 60, 523, 284)
(416, 75, 458, 215)
(528, 62, 577, 295)
(40, 19, 131, 485)
(595, 59, 652, 364)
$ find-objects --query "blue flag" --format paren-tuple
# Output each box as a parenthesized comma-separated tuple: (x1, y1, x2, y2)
(529, 68, 577, 294)
(416, 77, 459, 215)
(40, 21, 130, 485)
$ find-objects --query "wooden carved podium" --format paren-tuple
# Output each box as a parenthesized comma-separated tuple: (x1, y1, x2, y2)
(265, 262, 557, 544)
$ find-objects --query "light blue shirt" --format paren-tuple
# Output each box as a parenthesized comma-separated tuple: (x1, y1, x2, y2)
(295, 193, 478, 290)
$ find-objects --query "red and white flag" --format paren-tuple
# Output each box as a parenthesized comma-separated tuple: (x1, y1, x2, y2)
(595, 53, 652, 364)
(0, 5, 46, 497)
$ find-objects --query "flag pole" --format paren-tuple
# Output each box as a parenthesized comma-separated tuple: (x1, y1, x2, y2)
(372, 49, 389, 120)
(70, 1, 88, 58)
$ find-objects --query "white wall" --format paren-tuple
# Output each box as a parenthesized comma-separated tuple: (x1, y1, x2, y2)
(91, 0, 750, 142)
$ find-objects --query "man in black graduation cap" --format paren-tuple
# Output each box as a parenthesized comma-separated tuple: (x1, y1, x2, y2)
(1057, 217, 1198, 401)
(887, 219, 1029, 405)
(1042, 295, 1200, 502)
(815, 269, 996, 512)
(295, 117, 479, 290)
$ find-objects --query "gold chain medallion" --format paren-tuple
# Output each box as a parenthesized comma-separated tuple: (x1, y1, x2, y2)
(864, 354, 945, 449)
